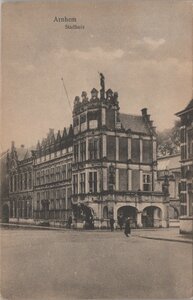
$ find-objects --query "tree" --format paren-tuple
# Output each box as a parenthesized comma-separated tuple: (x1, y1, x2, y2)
(157, 120, 180, 157)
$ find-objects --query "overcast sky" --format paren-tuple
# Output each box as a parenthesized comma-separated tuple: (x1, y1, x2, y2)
(1, 0, 192, 151)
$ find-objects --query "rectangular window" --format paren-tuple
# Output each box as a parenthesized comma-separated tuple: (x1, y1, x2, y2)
(131, 139, 140, 163)
(180, 127, 186, 143)
(67, 163, 72, 179)
(62, 188, 66, 209)
(188, 129, 193, 159)
(180, 181, 186, 192)
(29, 172, 32, 189)
(67, 188, 72, 209)
(119, 137, 128, 162)
(56, 189, 60, 199)
(40, 170, 45, 185)
(50, 167, 55, 182)
(62, 165, 67, 180)
(89, 172, 97, 193)
(73, 174, 78, 194)
(107, 136, 116, 161)
(143, 174, 152, 191)
(36, 172, 40, 186)
(14, 175, 17, 191)
(24, 173, 28, 189)
(74, 144, 79, 162)
(181, 145, 187, 160)
(80, 173, 85, 193)
(106, 109, 115, 130)
(37, 193, 40, 211)
(45, 190, 50, 200)
(45, 169, 49, 184)
(132, 170, 140, 191)
(119, 169, 127, 190)
(56, 166, 60, 181)
(143, 140, 153, 163)
(80, 141, 86, 162)
(88, 138, 100, 160)
(10, 176, 13, 192)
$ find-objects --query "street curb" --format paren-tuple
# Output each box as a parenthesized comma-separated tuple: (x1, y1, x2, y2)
(135, 235, 193, 244)
(0, 223, 68, 231)
(1, 223, 192, 244)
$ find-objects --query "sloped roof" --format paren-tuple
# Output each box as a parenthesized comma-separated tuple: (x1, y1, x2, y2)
(185, 99, 193, 110)
(119, 113, 150, 134)
(157, 154, 181, 171)
(176, 99, 193, 116)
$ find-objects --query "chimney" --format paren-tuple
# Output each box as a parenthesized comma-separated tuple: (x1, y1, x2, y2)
(146, 114, 150, 121)
(11, 141, 15, 149)
(49, 128, 54, 136)
(149, 120, 154, 127)
(141, 108, 147, 116)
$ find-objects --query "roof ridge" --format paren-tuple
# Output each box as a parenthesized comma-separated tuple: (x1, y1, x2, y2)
(120, 112, 142, 117)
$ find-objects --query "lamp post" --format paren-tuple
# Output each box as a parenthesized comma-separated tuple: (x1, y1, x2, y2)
(162, 168, 170, 227)
(162, 168, 169, 198)
(134, 189, 142, 228)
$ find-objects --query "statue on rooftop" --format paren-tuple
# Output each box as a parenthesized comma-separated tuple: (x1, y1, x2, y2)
(99, 73, 105, 99)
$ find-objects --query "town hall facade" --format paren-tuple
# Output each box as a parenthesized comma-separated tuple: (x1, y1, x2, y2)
(4, 75, 169, 229)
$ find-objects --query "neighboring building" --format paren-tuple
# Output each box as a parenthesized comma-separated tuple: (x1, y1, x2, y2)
(71, 75, 169, 229)
(4, 75, 170, 229)
(32, 127, 73, 226)
(7, 142, 34, 223)
(176, 99, 193, 234)
(0, 150, 9, 222)
(157, 154, 181, 226)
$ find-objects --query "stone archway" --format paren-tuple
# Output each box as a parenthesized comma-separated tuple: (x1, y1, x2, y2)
(2, 204, 9, 223)
(142, 206, 162, 228)
(169, 205, 179, 219)
(117, 206, 138, 228)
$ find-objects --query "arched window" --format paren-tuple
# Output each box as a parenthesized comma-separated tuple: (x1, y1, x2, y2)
(103, 206, 108, 219)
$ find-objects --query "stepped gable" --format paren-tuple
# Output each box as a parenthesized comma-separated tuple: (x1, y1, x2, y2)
(34, 125, 73, 156)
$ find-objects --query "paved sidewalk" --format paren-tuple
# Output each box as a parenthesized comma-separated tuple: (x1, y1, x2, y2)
(132, 227, 193, 244)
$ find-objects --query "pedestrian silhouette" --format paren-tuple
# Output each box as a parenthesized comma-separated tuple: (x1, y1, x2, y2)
(110, 217, 115, 232)
(124, 217, 131, 237)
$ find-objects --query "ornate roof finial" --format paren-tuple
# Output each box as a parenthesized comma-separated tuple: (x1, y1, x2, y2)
(99, 73, 105, 99)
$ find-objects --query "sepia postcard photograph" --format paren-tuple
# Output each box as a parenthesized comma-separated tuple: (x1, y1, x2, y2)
(0, 0, 193, 299)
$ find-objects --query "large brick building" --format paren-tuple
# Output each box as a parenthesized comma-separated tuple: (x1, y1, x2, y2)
(4, 75, 169, 229)
(176, 99, 193, 233)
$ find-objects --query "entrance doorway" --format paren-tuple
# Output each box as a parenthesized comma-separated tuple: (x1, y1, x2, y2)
(142, 206, 162, 228)
(117, 206, 137, 228)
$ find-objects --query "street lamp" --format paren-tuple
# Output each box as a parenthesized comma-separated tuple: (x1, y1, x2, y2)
(162, 168, 169, 197)
(134, 189, 142, 228)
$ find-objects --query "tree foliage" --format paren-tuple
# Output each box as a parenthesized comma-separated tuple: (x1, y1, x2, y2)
(157, 120, 181, 157)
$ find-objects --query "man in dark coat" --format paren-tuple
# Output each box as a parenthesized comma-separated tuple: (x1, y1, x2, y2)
(124, 217, 131, 237)
(109, 217, 115, 232)
(67, 215, 72, 229)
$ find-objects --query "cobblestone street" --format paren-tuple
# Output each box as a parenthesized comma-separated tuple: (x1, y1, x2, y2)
(1, 228, 192, 300)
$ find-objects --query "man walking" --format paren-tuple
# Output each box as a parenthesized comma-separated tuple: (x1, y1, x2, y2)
(124, 217, 131, 237)
(109, 217, 115, 232)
